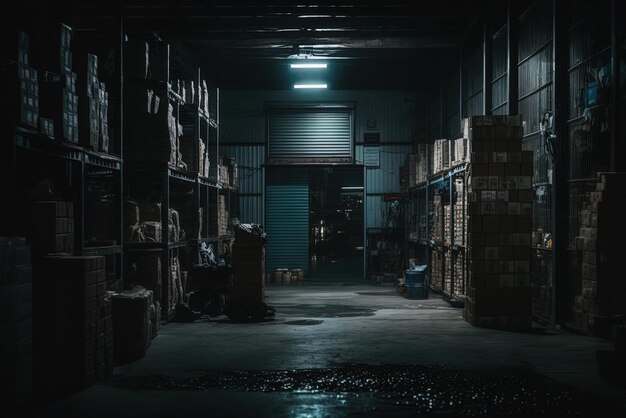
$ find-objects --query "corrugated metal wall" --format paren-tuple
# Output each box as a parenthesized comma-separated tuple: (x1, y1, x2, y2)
(221, 90, 416, 230)
(462, 43, 485, 117)
(220, 144, 264, 225)
(222, 90, 415, 144)
(491, 24, 509, 115)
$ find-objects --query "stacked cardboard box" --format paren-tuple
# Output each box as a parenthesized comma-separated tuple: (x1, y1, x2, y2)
(76, 53, 110, 152)
(406, 154, 418, 187)
(111, 287, 156, 364)
(169, 255, 185, 317)
(573, 172, 626, 336)
(463, 115, 534, 331)
(430, 250, 443, 292)
(453, 178, 466, 246)
(40, 70, 79, 143)
(8, 31, 39, 129)
(125, 250, 162, 305)
(431, 192, 443, 242)
(200, 80, 210, 116)
(35, 255, 110, 399)
(453, 253, 465, 298)
(0, 237, 33, 407)
(416, 143, 429, 183)
(219, 157, 237, 187)
(432, 139, 450, 174)
(123, 39, 169, 82)
(34, 24, 79, 143)
(199, 140, 210, 177)
(218, 195, 229, 236)
(30, 23, 73, 75)
(23, 201, 74, 256)
(444, 204, 451, 245)
(178, 135, 209, 177)
(444, 252, 452, 294)
(124, 89, 179, 164)
(451, 137, 468, 166)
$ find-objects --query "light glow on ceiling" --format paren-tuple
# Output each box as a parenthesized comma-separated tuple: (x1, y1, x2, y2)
(290, 63, 328, 69)
(294, 83, 328, 89)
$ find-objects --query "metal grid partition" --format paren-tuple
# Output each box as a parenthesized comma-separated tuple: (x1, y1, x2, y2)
(491, 24, 509, 115)
(518, 0, 554, 323)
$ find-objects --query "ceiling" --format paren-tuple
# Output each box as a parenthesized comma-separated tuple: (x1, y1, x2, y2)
(37, 1, 486, 89)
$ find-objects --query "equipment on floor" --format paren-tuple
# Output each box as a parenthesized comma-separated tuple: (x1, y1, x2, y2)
(225, 221, 276, 322)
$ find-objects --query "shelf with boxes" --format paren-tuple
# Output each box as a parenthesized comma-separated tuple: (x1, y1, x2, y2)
(426, 169, 467, 301)
(122, 38, 230, 320)
(7, 24, 124, 294)
(123, 163, 201, 320)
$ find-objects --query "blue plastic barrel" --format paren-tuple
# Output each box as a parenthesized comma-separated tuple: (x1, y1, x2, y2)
(404, 265, 428, 299)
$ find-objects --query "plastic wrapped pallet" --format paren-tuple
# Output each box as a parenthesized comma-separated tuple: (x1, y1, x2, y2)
(111, 287, 153, 364)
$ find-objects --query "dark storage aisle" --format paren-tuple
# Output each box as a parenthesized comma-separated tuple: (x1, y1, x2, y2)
(2, 1, 626, 416)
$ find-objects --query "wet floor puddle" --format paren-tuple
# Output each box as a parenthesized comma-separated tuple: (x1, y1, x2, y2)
(112, 364, 619, 415)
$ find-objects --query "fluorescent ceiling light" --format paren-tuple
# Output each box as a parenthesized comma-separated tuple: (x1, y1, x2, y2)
(341, 186, 364, 191)
(294, 84, 327, 89)
(290, 63, 327, 69)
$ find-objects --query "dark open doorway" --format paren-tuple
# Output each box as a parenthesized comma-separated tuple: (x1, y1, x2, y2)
(309, 167, 364, 283)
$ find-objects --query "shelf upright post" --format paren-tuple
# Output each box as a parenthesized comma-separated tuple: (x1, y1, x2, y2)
(161, 169, 170, 320)
(449, 173, 455, 297)
(75, 159, 85, 255)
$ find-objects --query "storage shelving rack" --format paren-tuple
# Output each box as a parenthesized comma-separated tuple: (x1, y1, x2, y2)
(407, 161, 467, 305)
(5, 26, 125, 289)
(122, 44, 234, 320)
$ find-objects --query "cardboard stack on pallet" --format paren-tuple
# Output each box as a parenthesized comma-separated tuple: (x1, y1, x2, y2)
(463, 115, 534, 331)
(35, 255, 113, 400)
(35, 24, 79, 143)
(573, 172, 626, 336)
(0, 237, 33, 407)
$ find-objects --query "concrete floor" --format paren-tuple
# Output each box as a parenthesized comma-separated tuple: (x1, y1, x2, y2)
(37, 284, 626, 417)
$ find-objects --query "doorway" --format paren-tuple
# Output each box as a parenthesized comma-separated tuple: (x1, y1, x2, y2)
(309, 167, 364, 283)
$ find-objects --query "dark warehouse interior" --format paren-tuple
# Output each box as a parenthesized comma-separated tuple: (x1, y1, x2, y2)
(1, 1, 626, 416)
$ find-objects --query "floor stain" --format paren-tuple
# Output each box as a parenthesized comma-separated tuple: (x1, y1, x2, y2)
(284, 320, 324, 326)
